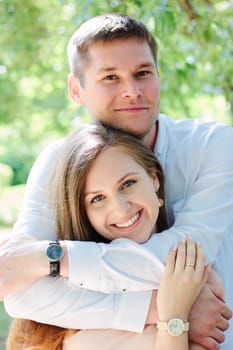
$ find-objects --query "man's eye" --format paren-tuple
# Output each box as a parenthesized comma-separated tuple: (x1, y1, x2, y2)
(91, 194, 104, 203)
(135, 71, 151, 78)
(121, 180, 136, 190)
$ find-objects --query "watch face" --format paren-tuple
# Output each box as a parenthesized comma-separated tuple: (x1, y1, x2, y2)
(47, 244, 64, 262)
(167, 318, 184, 336)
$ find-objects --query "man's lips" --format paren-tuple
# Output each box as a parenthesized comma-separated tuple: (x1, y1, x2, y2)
(114, 106, 149, 112)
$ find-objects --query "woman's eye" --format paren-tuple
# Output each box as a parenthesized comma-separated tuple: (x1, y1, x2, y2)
(103, 74, 117, 81)
(91, 194, 104, 203)
(121, 179, 136, 190)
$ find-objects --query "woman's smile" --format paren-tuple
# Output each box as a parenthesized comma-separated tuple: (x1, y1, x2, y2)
(111, 209, 142, 231)
(85, 147, 160, 243)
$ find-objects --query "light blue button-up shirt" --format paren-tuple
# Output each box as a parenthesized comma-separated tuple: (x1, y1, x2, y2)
(4, 114, 233, 348)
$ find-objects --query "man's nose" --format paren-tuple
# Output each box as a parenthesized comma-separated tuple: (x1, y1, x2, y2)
(121, 79, 143, 98)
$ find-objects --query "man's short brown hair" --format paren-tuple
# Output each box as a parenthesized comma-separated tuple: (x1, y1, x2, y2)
(67, 13, 158, 80)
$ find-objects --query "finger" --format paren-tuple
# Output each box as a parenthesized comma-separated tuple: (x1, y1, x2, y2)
(189, 343, 212, 350)
(210, 327, 225, 344)
(186, 238, 196, 266)
(207, 269, 225, 301)
(216, 315, 230, 331)
(164, 248, 177, 275)
(221, 303, 233, 320)
(195, 242, 206, 278)
(175, 240, 186, 272)
(192, 337, 220, 350)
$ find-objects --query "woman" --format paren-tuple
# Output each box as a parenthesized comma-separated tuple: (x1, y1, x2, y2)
(7, 125, 208, 350)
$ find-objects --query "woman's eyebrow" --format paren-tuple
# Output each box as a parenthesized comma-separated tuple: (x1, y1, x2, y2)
(85, 172, 139, 197)
(116, 172, 138, 185)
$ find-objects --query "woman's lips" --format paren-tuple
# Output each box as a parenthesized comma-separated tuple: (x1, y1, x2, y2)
(111, 209, 142, 231)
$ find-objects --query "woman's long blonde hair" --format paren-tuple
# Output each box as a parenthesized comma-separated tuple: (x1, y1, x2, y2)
(7, 125, 168, 350)
(51, 124, 167, 241)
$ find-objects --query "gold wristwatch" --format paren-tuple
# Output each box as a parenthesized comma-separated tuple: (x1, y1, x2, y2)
(157, 318, 189, 336)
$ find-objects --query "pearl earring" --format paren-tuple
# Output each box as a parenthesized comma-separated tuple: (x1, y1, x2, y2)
(159, 198, 164, 208)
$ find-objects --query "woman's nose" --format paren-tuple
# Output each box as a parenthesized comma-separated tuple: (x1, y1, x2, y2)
(111, 195, 131, 213)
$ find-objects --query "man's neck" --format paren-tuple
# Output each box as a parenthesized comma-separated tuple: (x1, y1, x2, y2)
(143, 121, 158, 150)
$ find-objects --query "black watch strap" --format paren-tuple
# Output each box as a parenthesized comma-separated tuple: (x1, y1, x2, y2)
(49, 261, 60, 277)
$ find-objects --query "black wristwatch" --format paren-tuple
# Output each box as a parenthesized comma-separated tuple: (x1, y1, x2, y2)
(46, 240, 64, 277)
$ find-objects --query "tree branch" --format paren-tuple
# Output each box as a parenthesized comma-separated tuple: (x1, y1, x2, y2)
(180, 0, 198, 21)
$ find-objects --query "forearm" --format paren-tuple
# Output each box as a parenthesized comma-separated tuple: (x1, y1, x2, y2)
(4, 279, 151, 331)
(146, 270, 232, 349)
(65, 224, 225, 293)
(66, 238, 164, 292)
(156, 331, 188, 350)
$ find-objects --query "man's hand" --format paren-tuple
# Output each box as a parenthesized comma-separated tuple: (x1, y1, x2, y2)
(189, 268, 232, 350)
(0, 234, 49, 299)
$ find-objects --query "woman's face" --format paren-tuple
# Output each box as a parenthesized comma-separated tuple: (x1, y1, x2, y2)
(84, 147, 160, 243)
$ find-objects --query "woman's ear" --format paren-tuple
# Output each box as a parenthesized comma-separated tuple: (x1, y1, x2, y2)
(152, 172, 160, 192)
(68, 74, 84, 105)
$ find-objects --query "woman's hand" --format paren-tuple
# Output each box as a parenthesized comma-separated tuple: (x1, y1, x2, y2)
(157, 239, 209, 322)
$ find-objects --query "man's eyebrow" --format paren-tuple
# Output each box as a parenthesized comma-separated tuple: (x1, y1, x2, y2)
(96, 62, 155, 73)
(137, 62, 156, 69)
(96, 66, 117, 73)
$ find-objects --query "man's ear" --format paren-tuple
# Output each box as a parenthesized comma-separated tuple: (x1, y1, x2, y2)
(68, 74, 84, 105)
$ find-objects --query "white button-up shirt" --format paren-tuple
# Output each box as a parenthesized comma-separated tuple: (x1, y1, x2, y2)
(4, 115, 233, 348)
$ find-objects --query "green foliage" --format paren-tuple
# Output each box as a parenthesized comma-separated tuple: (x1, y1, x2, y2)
(0, 184, 24, 227)
(0, 0, 232, 184)
(0, 163, 13, 187)
(0, 301, 12, 350)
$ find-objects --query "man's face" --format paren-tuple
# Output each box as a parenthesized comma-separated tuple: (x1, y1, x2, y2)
(71, 37, 160, 141)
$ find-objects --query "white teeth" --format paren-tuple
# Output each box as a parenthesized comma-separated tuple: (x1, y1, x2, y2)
(115, 212, 140, 228)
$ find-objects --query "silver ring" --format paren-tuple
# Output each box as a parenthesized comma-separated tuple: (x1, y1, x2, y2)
(185, 263, 195, 267)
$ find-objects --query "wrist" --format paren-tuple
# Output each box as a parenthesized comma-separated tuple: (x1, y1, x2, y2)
(38, 240, 51, 276)
(158, 310, 189, 323)
(60, 242, 69, 277)
(145, 290, 158, 325)
(45, 241, 68, 277)
(157, 318, 189, 337)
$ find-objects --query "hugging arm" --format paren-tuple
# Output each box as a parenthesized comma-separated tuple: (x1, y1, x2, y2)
(2, 143, 153, 332)
(4, 274, 151, 331)
(2, 126, 233, 348)
(57, 125, 233, 291)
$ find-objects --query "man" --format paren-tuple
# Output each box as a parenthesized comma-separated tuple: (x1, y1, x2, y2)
(1, 13, 233, 349)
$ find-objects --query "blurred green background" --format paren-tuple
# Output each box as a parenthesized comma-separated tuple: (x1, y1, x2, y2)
(0, 0, 233, 348)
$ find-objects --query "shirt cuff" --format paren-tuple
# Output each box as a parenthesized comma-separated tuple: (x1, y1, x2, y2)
(66, 240, 102, 289)
(114, 291, 152, 332)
